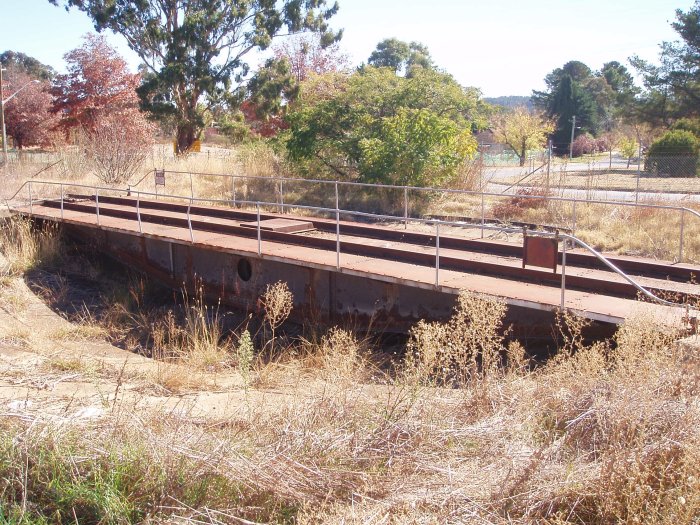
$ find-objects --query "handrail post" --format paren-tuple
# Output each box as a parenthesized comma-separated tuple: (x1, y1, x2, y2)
(560, 232, 566, 310)
(60, 183, 64, 220)
(334, 181, 339, 212)
(435, 222, 440, 288)
(403, 186, 408, 230)
(480, 190, 486, 238)
(187, 198, 194, 243)
(189, 172, 194, 200)
(136, 191, 142, 234)
(231, 176, 236, 207)
(28, 182, 32, 214)
(95, 189, 100, 226)
(336, 208, 340, 270)
(679, 208, 685, 263)
(257, 202, 261, 256)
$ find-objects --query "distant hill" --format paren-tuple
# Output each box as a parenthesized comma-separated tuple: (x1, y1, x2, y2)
(484, 96, 533, 110)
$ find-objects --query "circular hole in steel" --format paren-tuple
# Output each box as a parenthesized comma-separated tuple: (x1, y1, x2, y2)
(237, 258, 252, 282)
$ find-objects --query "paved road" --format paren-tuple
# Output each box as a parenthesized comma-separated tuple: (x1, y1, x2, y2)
(485, 156, 635, 182)
(484, 155, 699, 203)
(487, 182, 700, 203)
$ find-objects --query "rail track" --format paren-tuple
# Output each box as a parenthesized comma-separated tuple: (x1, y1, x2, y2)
(25, 193, 700, 303)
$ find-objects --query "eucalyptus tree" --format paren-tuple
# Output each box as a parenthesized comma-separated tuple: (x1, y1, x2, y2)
(49, 0, 341, 153)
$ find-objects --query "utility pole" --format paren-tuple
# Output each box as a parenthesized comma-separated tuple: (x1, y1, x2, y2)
(0, 63, 6, 163)
(569, 115, 576, 160)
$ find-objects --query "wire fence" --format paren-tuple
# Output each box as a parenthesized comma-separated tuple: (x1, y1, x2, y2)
(117, 168, 700, 264)
(486, 154, 700, 199)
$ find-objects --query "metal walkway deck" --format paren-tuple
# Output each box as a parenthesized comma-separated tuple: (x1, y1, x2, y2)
(9, 191, 699, 330)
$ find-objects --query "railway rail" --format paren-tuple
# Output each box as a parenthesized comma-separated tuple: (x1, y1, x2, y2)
(5, 178, 700, 329)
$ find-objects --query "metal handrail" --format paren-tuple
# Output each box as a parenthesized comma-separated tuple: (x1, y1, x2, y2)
(6, 179, 695, 314)
(127, 168, 700, 215)
(125, 169, 700, 259)
(13, 169, 700, 264)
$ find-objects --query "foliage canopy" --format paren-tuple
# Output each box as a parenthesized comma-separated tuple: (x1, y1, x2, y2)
(49, 0, 341, 153)
(285, 66, 484, 186)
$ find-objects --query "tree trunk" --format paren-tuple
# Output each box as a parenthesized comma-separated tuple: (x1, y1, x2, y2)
(176, 122, 196, 155)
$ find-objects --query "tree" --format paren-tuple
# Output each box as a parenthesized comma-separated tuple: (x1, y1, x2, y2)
(272, 33, 350, 83)
(85, 110, 156, 183)
(3, 69, 58, 149)
(533, 62, 599, 152)
(50, 0, 341, 154)
(600, 60, 637, 110)
(631, 2, 700, 124)
(286, 66, 485, 185)
(358, 107, 476, 187)
(619, 136, 639, 168)
(0, 51, 55, 80)
(367, 38, 434, 76)
(51, 34, 143, 134)
(51, 35, 156, 183)
(490, 107, 554, 166)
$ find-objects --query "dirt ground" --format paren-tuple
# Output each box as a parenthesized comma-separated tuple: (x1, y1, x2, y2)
(0, 276, 384, 425)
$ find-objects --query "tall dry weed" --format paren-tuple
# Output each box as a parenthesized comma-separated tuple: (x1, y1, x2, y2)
(404, 290, 508, 386)
(261, 280, 293, 351)
(0, 217, 61, 275)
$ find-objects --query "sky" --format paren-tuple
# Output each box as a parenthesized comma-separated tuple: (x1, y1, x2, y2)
(0, 0, 695, 97)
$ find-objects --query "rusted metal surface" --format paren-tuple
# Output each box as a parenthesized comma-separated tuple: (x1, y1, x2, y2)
(42, 196, 700, 302)
(523, 235, 558, 273)
(66, 194, 700, 282)
(240, 218, 315, 233)
(10, 197, 700, 331)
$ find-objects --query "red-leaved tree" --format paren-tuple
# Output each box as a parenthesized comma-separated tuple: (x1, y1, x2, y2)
(3, 68, 59, 149)
(51, 35, 156, 183)
(272, 34, 351, 83)
(51, 34, 143, 133)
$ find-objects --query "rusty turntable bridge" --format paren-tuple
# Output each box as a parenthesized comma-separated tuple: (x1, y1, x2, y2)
(5, 173, 700, 335)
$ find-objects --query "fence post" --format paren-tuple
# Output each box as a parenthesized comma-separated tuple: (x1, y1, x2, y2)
(187, 198, 194, 243)
(403, 186, 408, 230)
(28, 182, 32, 214)
(231, 176, 236, 207)
(136, 191, 142, 234)
(635, 143, 642, 204)
(572, 199, 577, 236)
(435, 222, 440, 288)
(560, 233, 567, 310)
(279, 179, 284, 214)
(679, 208, 686, 263)
(189, 172, 194, 200)
(60, 184, 64, 220)
(95, 189, 100, 226)
(257, 202, 261, 256)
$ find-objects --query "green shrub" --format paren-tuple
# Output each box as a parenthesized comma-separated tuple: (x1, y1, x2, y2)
(671, 118, 700, 138)
(644, 130, 700, 177)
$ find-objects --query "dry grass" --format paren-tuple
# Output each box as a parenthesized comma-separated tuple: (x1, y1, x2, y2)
(0, 217, 61, 276)
(2, 306, 699, 524)
(426, 190, 700, 262)
(1, 265, 699, 522)
(3, 149, 700, 523)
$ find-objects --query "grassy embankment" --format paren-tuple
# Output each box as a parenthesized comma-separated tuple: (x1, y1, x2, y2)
(0, 212, 699, 524)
